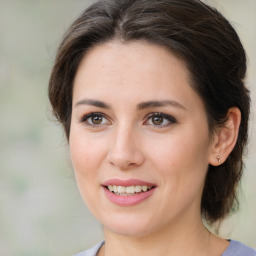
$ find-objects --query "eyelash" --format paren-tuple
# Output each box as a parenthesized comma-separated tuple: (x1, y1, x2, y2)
(79, 112, 177, 128)
(144, 112, 177, 127)
(79, 112, 110, 127)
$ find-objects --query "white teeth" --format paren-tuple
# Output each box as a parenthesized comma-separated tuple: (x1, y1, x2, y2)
(135, 185, 142, 193)
(126, 186, 135, 193)
(118, 186, 126, 193)
(142, 185, 147, 192)
(107, 185, 153, 194)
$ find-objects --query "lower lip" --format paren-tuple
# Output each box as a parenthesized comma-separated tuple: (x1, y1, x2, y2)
(103, 187, 156, 206)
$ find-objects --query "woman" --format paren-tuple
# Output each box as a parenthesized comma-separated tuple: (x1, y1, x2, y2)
(49, 0, 255, 255)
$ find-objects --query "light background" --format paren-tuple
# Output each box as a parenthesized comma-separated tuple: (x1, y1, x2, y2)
(0, 0, 255, 255)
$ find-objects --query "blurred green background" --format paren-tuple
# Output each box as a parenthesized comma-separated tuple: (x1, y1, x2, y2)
(0, 0, 255, 255)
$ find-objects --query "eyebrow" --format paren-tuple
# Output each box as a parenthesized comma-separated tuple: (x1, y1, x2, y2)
(75, 99, 111, 109)
(74, 99, 186, 110)
(137, 100, 186, 110)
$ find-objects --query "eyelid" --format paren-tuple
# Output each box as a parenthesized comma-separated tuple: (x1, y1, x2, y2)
(78, 111, 176, 128)
(79, 112, 111, 126)
(144, 112, 177, 127)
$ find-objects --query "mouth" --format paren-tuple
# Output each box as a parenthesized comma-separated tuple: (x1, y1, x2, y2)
(105, 185, 154, 196)
(102, 179, 156, 206)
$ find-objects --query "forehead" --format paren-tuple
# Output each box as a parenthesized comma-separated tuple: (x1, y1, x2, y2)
(73, 40, 203, 111)
(74, 41, 188, 88)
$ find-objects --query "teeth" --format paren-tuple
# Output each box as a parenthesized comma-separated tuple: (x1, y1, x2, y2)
(135, 185, 142, 193)
(142, 185, 147, 192)
(118, 186, 126, 193)
(126, 186, 134, 193)
(107, 185, 152, 194)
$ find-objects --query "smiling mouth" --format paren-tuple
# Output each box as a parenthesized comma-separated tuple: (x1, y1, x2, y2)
(106, 185, 154, 196)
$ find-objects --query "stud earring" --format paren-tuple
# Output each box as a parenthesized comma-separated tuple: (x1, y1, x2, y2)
(217, 155, 221, 163)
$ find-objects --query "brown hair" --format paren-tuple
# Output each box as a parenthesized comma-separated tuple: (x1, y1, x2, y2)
(49, 0, 250, 224)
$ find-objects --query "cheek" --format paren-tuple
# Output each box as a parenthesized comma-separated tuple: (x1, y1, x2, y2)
(149, 136, 208, 166)
(69, 134, 102, 207)
(69, 137, 92, 182)
(70, 139, 91, 174)
(148, 132, 210, 189)
(69, 129, 105, 175)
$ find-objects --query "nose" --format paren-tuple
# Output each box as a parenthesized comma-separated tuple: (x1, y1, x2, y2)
(107, 126, 145, 170)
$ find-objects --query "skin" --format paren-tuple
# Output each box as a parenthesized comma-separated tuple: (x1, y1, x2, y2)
(70, 41, 240, 256)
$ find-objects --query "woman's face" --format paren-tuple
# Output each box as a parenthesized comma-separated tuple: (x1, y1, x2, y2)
(70, 41, 216, 237)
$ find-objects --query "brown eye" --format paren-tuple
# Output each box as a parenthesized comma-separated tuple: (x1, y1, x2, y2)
(144, 113, 177, 127)
(152, 116, 164, 125)
(91, 114, 103, 124)
(80, 112, 110, 126)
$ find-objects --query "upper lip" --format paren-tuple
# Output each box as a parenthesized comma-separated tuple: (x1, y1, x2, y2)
(102, 179, 156, 187)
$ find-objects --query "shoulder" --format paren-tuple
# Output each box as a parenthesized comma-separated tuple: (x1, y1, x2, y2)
(72, 240, 256, 256)
(72, 241, 104, 256)
(222, 240, 256, 256)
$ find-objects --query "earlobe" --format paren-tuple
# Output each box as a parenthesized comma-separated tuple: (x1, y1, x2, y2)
(209, 107, 241, 166)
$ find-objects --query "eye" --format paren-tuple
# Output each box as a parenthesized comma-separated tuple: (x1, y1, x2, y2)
(144, 113, 177, 127)
(80, 112, 110, 126)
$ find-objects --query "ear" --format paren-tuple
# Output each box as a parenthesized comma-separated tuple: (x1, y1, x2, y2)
(208, 107, 241, 166)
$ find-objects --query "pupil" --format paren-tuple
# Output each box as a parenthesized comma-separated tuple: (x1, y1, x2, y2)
(153, 116, 163, 125)
(92, 115, 102, 124)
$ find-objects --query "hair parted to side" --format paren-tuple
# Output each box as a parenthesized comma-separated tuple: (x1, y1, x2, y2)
(49, 0, 250, 224)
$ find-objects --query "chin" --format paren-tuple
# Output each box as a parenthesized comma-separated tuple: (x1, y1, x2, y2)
(106, 224, 153, 237)
(101, 213, 158, 237)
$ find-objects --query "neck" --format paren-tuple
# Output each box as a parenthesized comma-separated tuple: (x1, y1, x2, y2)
(102, 215, 213, 256)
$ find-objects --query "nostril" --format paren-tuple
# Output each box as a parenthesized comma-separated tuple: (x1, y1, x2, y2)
(106, 137, 145, 169)
(107, 153, 145, 170)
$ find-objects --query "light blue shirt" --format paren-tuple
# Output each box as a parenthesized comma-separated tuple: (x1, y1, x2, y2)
(73, 240, 256, 256)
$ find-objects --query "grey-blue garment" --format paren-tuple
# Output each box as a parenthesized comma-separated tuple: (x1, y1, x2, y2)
(222, 240, 256, 256)
(73, 240, 256, 256)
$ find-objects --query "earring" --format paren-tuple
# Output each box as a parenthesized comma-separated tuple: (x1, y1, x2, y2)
(217, 155, 221, 163)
